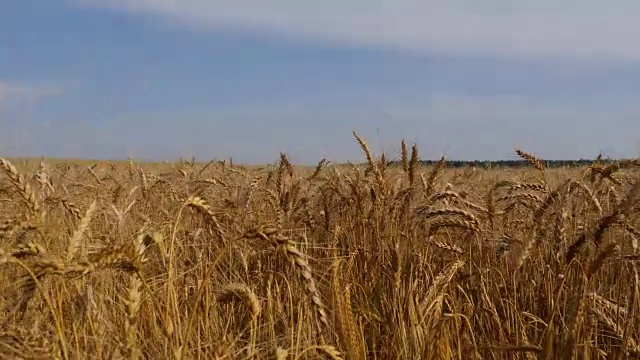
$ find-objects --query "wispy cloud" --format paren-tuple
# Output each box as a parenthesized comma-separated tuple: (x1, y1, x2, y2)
(0, 81, 65, 105)
(76, 91, 640, 163)
(1, 88, 637, 162)
(75, 0, 640, 62)
(0, 80, 68, 156)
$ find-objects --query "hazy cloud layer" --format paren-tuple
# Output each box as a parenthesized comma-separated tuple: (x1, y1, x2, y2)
(0, 81, 67, 156)
(75, 0, 640, 62)
(0, 81, 64, 105)
(11, 92, 634, 164)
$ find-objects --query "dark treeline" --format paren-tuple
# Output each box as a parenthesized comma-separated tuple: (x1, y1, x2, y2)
(388, 159, 619, 169)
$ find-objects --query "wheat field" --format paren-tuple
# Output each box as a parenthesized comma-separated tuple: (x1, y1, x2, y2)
(1, 133, 640, 359)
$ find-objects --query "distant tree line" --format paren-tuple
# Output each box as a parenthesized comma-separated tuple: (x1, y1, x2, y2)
(387, 159, 619, 169)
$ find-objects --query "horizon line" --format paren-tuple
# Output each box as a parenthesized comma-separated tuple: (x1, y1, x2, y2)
(0, 155, 626, 166)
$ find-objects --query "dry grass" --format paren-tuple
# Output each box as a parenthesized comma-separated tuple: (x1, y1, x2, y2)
(1, 134, 640, 359)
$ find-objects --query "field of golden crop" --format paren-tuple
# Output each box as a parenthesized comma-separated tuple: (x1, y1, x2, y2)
(1, 133, 640, 359)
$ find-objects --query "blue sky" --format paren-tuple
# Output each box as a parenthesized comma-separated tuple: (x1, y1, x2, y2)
(1, 0, 640, 164)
